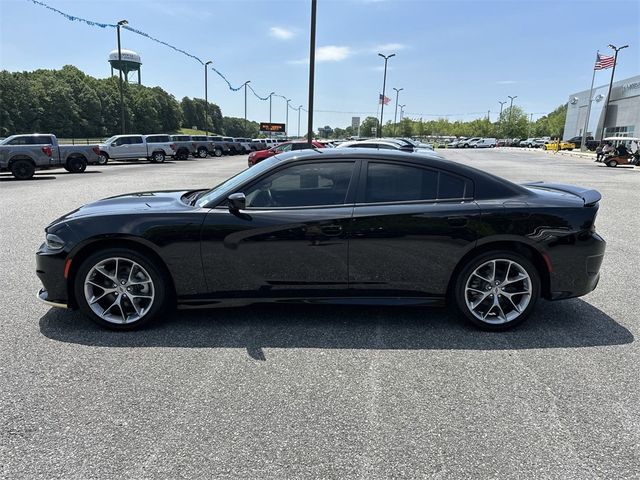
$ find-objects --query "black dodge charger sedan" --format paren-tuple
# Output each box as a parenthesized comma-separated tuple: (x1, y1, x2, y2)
(36, 148, 605, 330)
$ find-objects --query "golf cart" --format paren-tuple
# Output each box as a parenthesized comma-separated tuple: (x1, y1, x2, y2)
(602, 136, 640, 167)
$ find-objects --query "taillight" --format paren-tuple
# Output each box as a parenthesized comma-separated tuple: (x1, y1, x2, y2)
(92, 146, 100, 155)
(170, 143, 177, 151)
(42, 145, 53, 157)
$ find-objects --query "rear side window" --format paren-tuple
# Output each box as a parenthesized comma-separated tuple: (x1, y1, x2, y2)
(146, 135, 170, 143)
(365, 162, 469, 203)
(129, 136, 144, 144)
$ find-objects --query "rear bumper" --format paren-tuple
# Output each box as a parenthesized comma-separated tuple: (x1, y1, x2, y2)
(548, 232, 606, 300)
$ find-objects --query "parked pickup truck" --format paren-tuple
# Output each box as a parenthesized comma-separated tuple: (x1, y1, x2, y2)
(567, 136, 600, 151)
(97, 134, 177, 164)
(208, 136, 233, 156)
(169, 135, 198, 160)
(0, 133, 101, 180)
(190, 136, 225, 157)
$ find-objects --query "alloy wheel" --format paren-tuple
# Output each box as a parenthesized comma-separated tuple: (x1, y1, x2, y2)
(464, 259, 532, 324)
(83, 257, 155, 324)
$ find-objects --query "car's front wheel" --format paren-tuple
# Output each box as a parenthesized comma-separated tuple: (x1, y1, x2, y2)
(454, 251, 540, 330)
(74, 248, 168, 330)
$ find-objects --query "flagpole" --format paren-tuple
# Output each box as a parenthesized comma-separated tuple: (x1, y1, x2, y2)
(599, 44, 628, 141)
(580, 51, 598, 151)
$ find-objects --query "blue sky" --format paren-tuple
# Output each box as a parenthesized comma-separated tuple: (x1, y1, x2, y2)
(1, 0, 639, 132)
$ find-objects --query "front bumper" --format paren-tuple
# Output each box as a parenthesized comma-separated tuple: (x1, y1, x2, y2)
(36, 243, 70, 306)
(37, 289, 68, 309)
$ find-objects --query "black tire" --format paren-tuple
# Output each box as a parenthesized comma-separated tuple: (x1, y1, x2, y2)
(197, 147, 208, 158)
(453, 250, 540, 331)
(542, 145, 547, 151)
(151, 151, 165, 163)
(607, 159, 617, 167)
(97, 152, 109, 165)
(74, 248, 168, 330)
(11, 159, 35, 180)
(214, 148, 223, 157)
(66, 156, 87, 173)
(177, 149, 189, 160)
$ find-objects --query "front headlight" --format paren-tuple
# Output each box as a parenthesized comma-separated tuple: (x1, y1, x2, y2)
(45, 233, 65, 250)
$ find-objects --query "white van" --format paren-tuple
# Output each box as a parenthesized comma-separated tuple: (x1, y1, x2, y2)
(475, 138, 497, 148)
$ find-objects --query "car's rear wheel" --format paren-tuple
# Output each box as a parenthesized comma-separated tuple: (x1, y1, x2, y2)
(74, 248, 167, 330)
(11, 159, 35, 180)
(197, 147, 208, 158)
(607, 159, 618, 167)
(66, 156, 87, 173)
(150, 151, 165, 163)
(454, 251, 540, 330)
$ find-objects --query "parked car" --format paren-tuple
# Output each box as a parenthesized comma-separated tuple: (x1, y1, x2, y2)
(248, 140, 324, 166)
(0, 133, 101, 180)
(337, 139, 417, 152)
(234, 138, 257, 152)
(36, 148, 605, 331)
(207, 136, 232, 156)
(98, 134, 176, 164)
(542, 140, 575, 151)
(394, 138, 435, 151)
(448, 139, 462, 148)
(459, 137, 481, 148)
(189, 136, 218, 158)
(474, 138, 497, 148)
(169, 135, 197, 160)
(221, 137, 244, 155)
(567, 136, 600, 151)
(519, 138, 545, 148)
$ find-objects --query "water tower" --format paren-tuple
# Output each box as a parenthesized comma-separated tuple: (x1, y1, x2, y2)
(109, 49, 142, 84)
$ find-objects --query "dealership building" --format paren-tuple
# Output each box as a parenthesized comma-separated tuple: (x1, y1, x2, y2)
(564, 74, 640, 140)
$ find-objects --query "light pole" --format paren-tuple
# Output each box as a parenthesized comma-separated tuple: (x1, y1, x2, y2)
(378, 52, 395, 137)
(116, 19, 128, 134)
(393, 87, 403, 135)
(498, 101, 506, 120)
(600, 43, 628, 140)
(307, 0, 317, 145)
(268, 91, 275, 137)
(399, 104, 406, 123)
(507, 95, 517, 134)
(204, 60, 212, 135)
(285, 98, 291, 137)
(298, 105, 302, 138)
(242, 80, 250, 134)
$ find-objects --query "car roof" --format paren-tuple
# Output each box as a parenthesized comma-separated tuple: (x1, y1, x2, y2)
(604, 136, 639, 141)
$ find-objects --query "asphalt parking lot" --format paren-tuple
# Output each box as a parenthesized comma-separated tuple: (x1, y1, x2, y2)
(1, 149, 639, 479)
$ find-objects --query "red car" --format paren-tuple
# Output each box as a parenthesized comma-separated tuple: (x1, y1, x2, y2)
(248, 140, 324, 166)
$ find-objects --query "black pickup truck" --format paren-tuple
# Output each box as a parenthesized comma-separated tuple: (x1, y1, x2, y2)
(567, 136, 599, 151)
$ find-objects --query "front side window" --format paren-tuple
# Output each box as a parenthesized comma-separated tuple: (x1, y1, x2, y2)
(365, 162, 469, 203)
(244, 162, 355, 208)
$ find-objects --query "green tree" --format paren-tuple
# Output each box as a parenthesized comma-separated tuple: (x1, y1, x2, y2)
(359, 116, 379, 137)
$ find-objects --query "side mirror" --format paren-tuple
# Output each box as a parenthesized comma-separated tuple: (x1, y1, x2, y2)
(228, 192, 246, 212)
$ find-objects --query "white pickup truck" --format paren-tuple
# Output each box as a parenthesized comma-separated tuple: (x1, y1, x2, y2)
(0, 133, 101, 180)
(97, 134, 177, 164)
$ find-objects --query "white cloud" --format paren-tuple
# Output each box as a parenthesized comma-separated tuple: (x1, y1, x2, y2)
(269, 27, 295, 40)
(374, 43, 407, 53)
(317, 45, 352, 62)
(496, 80, 518, 84)
(288, 45, 352, 64)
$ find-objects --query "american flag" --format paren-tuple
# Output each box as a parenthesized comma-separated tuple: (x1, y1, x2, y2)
(379, 94, 391, 105)
(594, 53, 615, 70)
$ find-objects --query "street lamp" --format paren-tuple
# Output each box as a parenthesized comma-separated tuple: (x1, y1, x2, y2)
(285, 98, 291, 137)
(242, 80, 250, 133)
(378, 52, 396, 137)
(600, 43, 629, 140)
(498, 100, 507, 138)
(204, 60, 212, 136)
(116, 19, 128, 134)
(399, 104, 406, 123)
(393, 87, 403, 135)
(268, 92, 275, 138)
(507, 95, 517, 127)
(298, 105, 303, 138)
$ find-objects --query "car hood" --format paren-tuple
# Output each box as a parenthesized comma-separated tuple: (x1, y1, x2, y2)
(49, 190, 194, 226)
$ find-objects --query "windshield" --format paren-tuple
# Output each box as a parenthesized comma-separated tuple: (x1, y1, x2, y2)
(0, 136, 15, 145)
(103, 136, 117, 144)
(195, 155, 283, 207)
